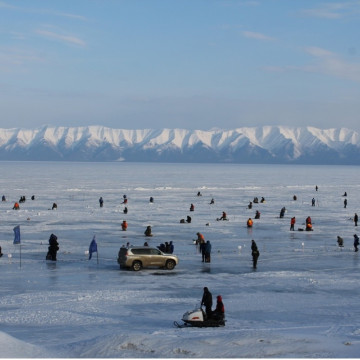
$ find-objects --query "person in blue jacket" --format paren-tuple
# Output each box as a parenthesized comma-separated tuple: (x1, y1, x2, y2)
(204, 240, 212, 263)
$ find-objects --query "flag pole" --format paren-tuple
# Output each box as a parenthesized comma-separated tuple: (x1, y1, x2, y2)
(96, 249, 99, 264)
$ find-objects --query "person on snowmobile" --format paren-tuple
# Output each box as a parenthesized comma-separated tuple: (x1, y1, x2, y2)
(201, 287, 213, 319)
(212, 295, 225, 321)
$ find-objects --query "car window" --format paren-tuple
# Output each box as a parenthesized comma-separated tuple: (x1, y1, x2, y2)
(150, 249, 161, 255)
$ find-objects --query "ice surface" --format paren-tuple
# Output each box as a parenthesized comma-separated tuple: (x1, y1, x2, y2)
(0, 162, 359, 358)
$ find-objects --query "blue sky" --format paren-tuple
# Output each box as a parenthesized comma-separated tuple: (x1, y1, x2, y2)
(1, 0, 360, 132)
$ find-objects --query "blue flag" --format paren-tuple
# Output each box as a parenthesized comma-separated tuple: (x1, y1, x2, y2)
(89, 235, 97, 260)
(13, 225, 21, 244)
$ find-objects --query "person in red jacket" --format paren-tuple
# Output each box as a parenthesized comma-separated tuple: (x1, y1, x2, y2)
(121, 220, 128, 231)
(212, 295, 225, 321)
(290, 217, 296, 231)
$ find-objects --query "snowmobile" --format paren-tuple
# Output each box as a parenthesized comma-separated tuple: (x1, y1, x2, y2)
(174, 304, 225, 328)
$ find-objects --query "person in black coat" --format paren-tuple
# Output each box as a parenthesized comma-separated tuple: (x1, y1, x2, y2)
(201, 287, 213, 318)
(251, 240, 260, 269)
(354, 213, 358, 227)
(47, 233, 59, 261)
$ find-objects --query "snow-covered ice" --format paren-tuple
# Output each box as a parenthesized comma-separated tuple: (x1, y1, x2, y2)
(0, 162, 359, 358)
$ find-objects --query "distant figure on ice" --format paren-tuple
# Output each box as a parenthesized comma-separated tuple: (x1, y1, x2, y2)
(217, 211, 227, 221)
(247, 218, 253, 228)
(19, 196, 26, 203)
(204, 241, 212, 263)
(248, 201, 253, 209)
(312, 198, 316, 207)
(31, 195, 35, 200)
(123, 206, 128, 214)
(255, 210, 260, 219)
(354, 213, 358, 227)
(293, 195, 297, 201)
(290, 217, 296, 231)
(46, 233, 59, 261)
(260, 197, 265, 203)
(1, 195, 6, 202)
(315, 185, 318, 191)
(121, 220, 128, 231)
(0, 246, 3, 257)
(280, 207, 286, 218)
(197, 191, 202, 196)
(210, 198, 215, 205)
(149, 196, 154, 203)
(158, 243, 166, 252)
(52, 203, 57, 210)
(251, 240, 260, 269)
(253, 197, 259, 204)
(201, 287, 213, 319)
(344, 199, 347, 208)
(13, 202, 19, 210)
(337, 236, 344, 248)
(343, 192, 347, 197)
(169, 241, 174, 254)
(353, 234, 359, 252)
(212, 295, 225, 321)
(306, 216, 313, 231)
(143, 242, 149, 246)
(186, 215, 192, 223)
(122, 198, 128, 204)
(99, 197, 104, 208)
(190, 203, 195, 212)
(144, 225, 153, 237)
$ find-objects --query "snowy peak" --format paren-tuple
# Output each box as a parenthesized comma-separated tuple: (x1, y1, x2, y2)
(0, 125, 358, 164)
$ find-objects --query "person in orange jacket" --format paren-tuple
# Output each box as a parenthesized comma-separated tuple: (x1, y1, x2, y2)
(121, 220, 128, 231)
(290, 217, 296, 231)
(13, 202, 19, 210)
(247, 218, 253, 228)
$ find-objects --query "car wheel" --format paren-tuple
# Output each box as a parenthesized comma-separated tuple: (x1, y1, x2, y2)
(132, 261, 142, 271)
(165, 260, 176, 270)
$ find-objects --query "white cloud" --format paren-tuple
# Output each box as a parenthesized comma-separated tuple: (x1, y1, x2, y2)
(36, 29, 86, 47)
(301, 1, 360, 19)
(264, 46, 360, 83)
(242, 31, 275, 41)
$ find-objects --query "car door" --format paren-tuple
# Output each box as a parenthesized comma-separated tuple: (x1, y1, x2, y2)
(149, 248, 164, 266)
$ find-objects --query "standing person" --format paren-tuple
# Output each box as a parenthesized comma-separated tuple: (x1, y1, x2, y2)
(169, 241, 174, 254)
(354, 213, 358, 227)
(290, 217, 296, 231)
(190, 203, 194, 211)
(201, 287, 213, 319)
(205, 240, 212, 263)
(344, 199, 347, 208)
(197, 233, 206, 261)
(99, 197, 104, 208)
(46, 233, 59, 261)
(251, 240, 260, 269)
(0, 246, 3, 257)
(315, 185, 318, 191)
(354, 234, 359, 252)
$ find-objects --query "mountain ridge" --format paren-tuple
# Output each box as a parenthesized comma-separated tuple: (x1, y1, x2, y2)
(0, 125, 359, 164)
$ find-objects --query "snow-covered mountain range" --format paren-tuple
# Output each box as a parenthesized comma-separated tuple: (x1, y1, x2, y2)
(0, 125, 359, 164)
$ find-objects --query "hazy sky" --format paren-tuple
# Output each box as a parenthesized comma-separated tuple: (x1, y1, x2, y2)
(1, 0, 360, 132)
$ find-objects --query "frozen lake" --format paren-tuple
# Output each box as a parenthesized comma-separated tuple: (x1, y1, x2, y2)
(0, 162, 359, 358)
